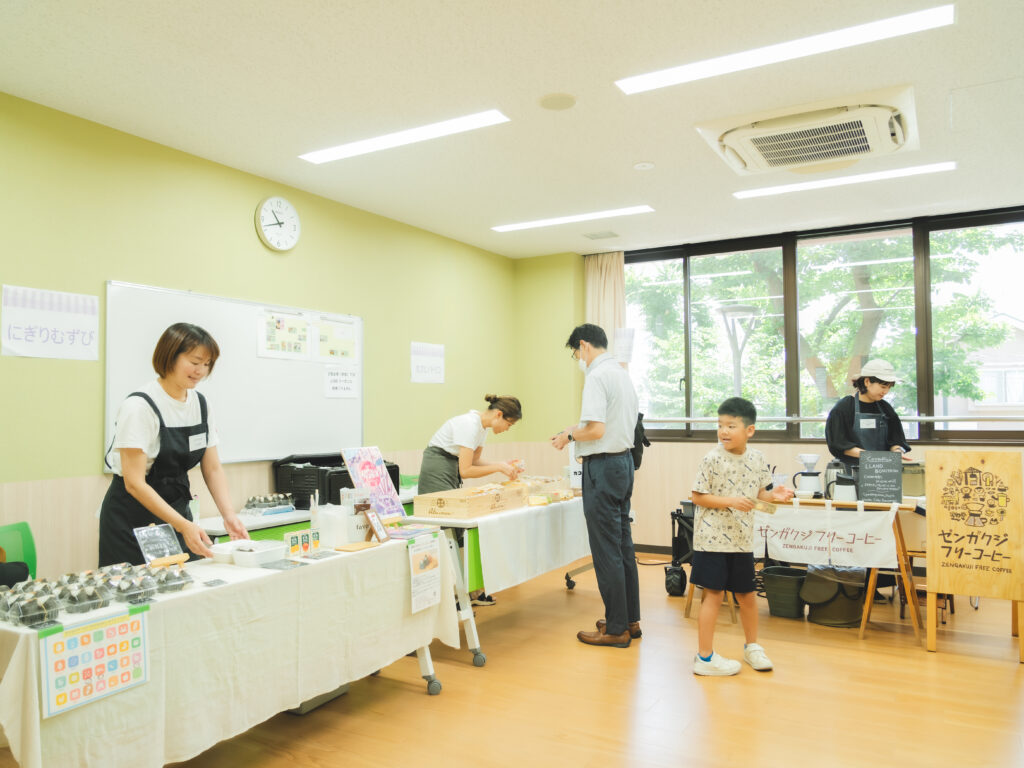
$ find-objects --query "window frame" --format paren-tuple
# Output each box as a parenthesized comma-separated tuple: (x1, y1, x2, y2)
(626, 205, 1024, 446)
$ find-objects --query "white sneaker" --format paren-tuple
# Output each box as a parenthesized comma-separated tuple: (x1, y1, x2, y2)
(693, 652, 741, 676)
(743, 643, 773, 671)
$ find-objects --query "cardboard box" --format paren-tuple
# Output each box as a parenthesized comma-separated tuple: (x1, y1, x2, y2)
(898, 506, 928, 551)
(902, 463, 926, 496)
(413, 485, 526, 519)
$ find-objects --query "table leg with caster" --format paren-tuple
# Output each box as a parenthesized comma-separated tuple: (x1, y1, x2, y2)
(443, 528, 487, 667)
(415, 646, 442, 695)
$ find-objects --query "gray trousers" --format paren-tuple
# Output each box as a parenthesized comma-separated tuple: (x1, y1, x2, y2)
(581, 452, 640, 635)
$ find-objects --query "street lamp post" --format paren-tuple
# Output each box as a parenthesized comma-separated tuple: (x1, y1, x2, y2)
(719, 303, 758, 396)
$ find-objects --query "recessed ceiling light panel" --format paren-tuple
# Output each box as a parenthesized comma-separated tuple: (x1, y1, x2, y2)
(492, 205, 654, 233)
(299, 109, 510, 164)
(616, 5, 955, 94)
(733, 161, 956, 198)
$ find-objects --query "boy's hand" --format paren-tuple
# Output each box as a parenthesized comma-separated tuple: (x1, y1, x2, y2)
(730, 497, 755, 512)
(770, 486, 795, 503)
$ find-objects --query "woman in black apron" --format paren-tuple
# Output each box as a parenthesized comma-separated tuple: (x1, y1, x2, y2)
(825, 359, 912, 601)
(825, 359, 912, 473)
(418, 394, 523, 606)
(99, 323, 248, 566)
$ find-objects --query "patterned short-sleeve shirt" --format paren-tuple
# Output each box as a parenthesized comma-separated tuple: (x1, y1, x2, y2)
(692, 444, 772, 552)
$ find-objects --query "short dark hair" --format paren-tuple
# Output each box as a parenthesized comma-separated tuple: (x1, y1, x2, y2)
(152, 323, 220, 377)
(718, 397, 757, 426)
(566, 323, 608, 351)
(484, 394, 523, 422)
(853, 376, 895, 394)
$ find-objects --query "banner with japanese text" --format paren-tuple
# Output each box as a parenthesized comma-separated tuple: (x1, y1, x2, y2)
(754, 506, 897, 567)
(2, 284, 99, 360)
(927, 450, 1024, 602)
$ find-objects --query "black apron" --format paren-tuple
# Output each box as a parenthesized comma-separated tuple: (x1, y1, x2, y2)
(841, 396, 890, 473)
(99, 391, 209, 566)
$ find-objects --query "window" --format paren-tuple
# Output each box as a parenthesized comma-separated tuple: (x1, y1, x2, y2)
(929, 221, 1024, 432)
(625, 206, 1024, 445)
(625, 245, 785, 432)
(689, 248, 786, 429)
(796, 228, 918, 439)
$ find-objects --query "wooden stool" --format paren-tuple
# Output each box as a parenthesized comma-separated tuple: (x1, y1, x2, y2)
(684, 582, 738, 623)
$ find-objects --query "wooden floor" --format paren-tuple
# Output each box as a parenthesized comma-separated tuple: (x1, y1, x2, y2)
(4, 560, 1023, 768)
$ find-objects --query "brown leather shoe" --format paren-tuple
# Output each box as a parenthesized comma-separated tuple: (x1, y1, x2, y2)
(596, 619, 642, 638)
(577, 628, 631, 648)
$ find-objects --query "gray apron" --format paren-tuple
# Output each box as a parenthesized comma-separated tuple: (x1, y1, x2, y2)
(417, 445, 461, 494)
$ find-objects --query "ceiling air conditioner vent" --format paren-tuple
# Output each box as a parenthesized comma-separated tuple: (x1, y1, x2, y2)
(714, 104, 907, 174)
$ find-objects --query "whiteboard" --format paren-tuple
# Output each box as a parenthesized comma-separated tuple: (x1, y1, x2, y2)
(104, 281, 362, 467)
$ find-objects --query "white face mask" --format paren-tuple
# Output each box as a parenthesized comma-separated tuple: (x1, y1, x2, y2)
(578, 357, 588, 373)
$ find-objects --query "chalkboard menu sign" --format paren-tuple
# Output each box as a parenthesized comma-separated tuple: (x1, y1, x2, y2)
(858, 451, 904, 503)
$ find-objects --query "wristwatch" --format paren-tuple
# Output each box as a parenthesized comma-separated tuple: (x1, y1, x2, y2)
(566, 431, 574, 442)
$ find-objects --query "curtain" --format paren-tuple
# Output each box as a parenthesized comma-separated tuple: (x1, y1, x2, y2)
(584, 251, 627, 356)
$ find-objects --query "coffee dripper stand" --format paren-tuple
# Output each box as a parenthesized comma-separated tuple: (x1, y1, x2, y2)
(792, 453, 824, 498)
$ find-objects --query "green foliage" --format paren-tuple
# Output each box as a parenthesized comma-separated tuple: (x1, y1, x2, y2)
(626, 226, 1024, 428)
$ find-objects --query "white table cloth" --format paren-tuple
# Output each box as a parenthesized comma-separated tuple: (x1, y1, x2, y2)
(408, 497, 590, 593)
(0, 540, 458, 768)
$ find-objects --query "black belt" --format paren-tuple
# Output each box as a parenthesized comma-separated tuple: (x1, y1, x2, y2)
(582, 450, 630, 460)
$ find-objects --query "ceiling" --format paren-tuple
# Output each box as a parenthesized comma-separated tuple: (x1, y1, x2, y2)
(2, 1, 1022, 259)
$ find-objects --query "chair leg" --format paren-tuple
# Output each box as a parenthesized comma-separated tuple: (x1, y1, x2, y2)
(684, 584, 737, 624)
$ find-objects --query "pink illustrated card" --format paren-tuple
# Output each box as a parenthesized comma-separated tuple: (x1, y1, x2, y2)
(342, 446, 405, 521)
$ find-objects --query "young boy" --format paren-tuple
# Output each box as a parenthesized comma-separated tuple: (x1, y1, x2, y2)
(690, 397, 793, 676)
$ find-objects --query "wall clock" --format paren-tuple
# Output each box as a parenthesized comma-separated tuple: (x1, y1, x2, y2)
(255, 196, 301, 251)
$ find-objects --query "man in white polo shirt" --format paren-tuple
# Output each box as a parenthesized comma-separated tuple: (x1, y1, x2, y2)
(552, 323, 641, 648)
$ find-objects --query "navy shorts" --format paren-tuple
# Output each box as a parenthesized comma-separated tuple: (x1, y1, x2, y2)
(690, 551, 756, 594)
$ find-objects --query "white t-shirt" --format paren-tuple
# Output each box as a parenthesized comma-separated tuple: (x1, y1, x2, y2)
(108, 380, 220, 475)
(576, 353, 639, 457)
(427, 411, 486, 457)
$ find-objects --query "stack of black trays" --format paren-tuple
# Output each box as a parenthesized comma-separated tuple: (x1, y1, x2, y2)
(272, 453, 400, 508)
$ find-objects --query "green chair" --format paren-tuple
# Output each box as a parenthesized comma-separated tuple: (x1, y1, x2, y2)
(0, 522, 37, 579)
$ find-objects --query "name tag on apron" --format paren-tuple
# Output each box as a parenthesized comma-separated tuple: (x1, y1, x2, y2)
(859, 418, 876, 429)
(189, 433, 207, 451)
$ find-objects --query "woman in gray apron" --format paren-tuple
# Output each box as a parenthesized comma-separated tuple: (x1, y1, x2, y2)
(418, 395, 523, 605)
(825, 359, 912, 473)
(99, 323, 248, 566)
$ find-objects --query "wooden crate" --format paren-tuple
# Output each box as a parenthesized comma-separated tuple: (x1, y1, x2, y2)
(412, 485, 526, 519)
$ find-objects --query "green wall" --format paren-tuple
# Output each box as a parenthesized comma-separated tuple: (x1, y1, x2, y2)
(513, 252, 586, 436)
(0, 92, 584, 483)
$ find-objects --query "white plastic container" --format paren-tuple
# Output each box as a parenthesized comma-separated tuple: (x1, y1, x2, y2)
(210, 540, 247, 564)
(210, 539, 287, 566)
(315, 503, 347, 549)
(231, 540, 287, 567)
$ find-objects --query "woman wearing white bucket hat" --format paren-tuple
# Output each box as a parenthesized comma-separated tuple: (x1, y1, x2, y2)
(825, 359, 912, 471)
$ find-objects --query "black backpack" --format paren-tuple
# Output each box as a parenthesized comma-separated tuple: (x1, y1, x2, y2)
(631, 412, 651, 470)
